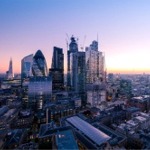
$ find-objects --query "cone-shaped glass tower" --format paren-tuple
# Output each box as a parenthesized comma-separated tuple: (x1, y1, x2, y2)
(32, 50, 48, 77)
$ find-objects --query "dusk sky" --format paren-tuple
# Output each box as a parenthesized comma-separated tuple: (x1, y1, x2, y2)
(1, 0, 150, 74)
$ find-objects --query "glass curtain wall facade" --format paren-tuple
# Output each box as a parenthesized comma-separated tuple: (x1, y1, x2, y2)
(28, 50, 50, 111)
(67, 36, 78, 88)
(86, 41, 105, 84)
(21, 54, 33, 79)
(32, 50, 48, 77)
(6, 58, 14, 80)
(28, 77, 52, 110)
(49, 47, 64, 91)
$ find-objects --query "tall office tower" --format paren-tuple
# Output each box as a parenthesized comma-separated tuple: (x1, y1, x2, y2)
(77, 52, 86, 93)
(67, 36, 78, 88)
(28, 50, 50, 111)
(86, 40, 105, 84)
(32, 50, 48, 77)
(21, 54, 33, 79)
(70, 52, 86, 93)
(28, 76, 52, 110)
(70, 51, 86, 105)
(49, 47, 64, 91)
(6, 58, 14, 80)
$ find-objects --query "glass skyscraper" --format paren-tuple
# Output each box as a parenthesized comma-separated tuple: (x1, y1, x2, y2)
(32, 50, 48, 77)
(6, 58, 14, 80)
(21, 54, 33, 79)
(28, 50, 51, 110)
(70, 52, 85, 93)
(86, 41, 105, 84)
(67, 36, 86, 104)
(67, 36, 78, 88)
(49, 47, 64, 90)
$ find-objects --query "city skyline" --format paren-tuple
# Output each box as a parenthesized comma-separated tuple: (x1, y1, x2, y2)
(1, 0, 150, 74)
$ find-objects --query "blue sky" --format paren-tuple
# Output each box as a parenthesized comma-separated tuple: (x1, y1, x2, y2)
(1, 0, 150, 73)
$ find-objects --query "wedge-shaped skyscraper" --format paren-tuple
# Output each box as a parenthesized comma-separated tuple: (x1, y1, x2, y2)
(21, 54, 33, 79)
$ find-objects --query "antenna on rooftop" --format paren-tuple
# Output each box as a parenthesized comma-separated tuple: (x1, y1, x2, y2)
(66, 33, 70, 50)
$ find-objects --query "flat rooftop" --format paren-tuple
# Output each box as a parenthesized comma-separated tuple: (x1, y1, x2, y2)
(55, 129, 79, 150)
(135, 116, 146, 122)
(66, 116, 111, 146)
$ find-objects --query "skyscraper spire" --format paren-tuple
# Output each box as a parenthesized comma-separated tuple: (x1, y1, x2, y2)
(7, 58, 14, 80)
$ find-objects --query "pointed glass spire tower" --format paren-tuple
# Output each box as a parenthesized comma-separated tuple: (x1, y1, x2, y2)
(7, 58, 14, 80)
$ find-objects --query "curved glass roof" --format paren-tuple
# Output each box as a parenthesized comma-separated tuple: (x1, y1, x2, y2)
(66, 116, 111, 146)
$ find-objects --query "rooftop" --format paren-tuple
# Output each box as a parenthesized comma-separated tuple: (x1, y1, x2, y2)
(55, 129, 79, 150)
(66, 116, 111, 146)
(135, 116, 147, 122)
(39, 122, 56, 138)
(3, 129, 25, 148)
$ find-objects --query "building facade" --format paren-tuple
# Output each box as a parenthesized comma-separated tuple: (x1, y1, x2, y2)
(28, 50, 51, 110)
(49, 47, 64, 91)
(70, 52, 86, 93)
(67, 36, 78, 88)
(6, 58, 14, 80)
(32, 50, 48, 77)
(28, 77, 52, 110)
(86, 41, 105, 84)
(86, 83, 106, 109)
(21, 54, 33, 79)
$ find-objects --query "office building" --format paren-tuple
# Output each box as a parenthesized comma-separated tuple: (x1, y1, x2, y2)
(86, 41, 105, 83)
(67, 37, 86, 93)
(67, 36, 78, 88)
(6, 58, 14, 80)
(28, 76, 52, 110)
(69, 51, 86, 104)
(21, 54, 33, 79)
(28, 50, 51, 110)
(49, 47, 64, 91)
(86, 83, 106, 109)
(32, 50, 48, 77)
(21, 54, 33, 86)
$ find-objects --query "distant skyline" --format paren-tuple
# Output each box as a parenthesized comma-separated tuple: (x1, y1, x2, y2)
(1, 0, 150, 74)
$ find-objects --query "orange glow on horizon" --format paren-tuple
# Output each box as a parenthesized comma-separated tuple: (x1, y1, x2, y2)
(1, 67, 150, 75)
(108, 68, 150, 74)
